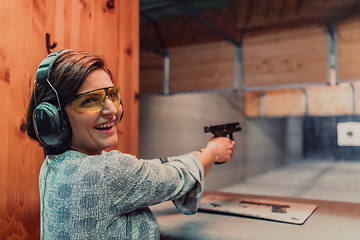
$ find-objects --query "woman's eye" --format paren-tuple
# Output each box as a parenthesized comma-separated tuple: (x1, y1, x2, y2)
(81, 97, 96, 106)
(108, 91, 118, 100)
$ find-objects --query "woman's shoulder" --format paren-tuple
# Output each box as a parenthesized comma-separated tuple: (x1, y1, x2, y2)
(56, 149, 139, 167)
(45, 149, 141, 178)
(47, 149, 132, 160)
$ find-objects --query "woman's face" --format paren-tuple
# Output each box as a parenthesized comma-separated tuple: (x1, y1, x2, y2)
(64, 69, 123, 155)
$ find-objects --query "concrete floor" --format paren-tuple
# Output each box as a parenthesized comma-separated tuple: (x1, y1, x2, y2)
(221, 160, 360, 204)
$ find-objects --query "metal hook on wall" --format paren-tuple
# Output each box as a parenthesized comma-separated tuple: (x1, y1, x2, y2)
(46, 33, 57, 54)
(106, 0, 114, 9)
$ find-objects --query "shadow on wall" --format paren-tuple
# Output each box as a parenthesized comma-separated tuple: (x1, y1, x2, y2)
(139, 91, 247, 190)
(139, 92, 304, 190)
(245, 116, 303, 177)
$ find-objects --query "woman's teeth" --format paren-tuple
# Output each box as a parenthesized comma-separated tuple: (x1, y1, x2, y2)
(95, 122, 114, 129)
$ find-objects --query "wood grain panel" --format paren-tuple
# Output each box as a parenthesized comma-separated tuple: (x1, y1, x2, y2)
(306, 83, 353, 115)
(246, 68, 355, 117)
(68, 0, 82, 48)
(351, 81, 360, 114)
(116, 0, 139, 155)
(0, 1, 44, 239)
(0, 1, 12, 221)
(245, 92, 261, 117)
(170, 41, 235, 93)
(141, 0, 360, 49)
(265, 89, 304, 116)
(337, 17, 360, 81)
(53, 0, 66, 49)
(79, 0, 95, 51)
(140, 50, 164, 94)
(0, 0, 139, 239)
(243, 26, 328, 88)
(93, 0, 119, 71)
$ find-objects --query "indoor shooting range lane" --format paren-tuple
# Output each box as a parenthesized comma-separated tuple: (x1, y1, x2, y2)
(151, 190, 360, 240)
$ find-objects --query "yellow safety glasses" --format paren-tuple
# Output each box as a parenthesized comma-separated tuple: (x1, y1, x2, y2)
(72, 86, 121, 113)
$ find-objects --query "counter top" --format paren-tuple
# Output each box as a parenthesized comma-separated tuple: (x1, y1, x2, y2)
(151, 191, 360, 240)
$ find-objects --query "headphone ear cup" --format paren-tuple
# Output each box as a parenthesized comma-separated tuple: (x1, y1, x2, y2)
(119, 100, 123, 122)
(119, 111, 123, 122)
(33, 102, 71, 147)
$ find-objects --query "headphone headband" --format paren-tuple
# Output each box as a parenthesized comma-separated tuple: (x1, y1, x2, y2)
(36, 50, 67, 84)
(33, 49, 71, 148)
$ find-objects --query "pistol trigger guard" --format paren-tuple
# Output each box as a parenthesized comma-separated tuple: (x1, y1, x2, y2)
(229, 133, 234, 140)
(215, 161, 226, 165)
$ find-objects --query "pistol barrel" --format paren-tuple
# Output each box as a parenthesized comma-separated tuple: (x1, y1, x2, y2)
(204, 122, 241, 134)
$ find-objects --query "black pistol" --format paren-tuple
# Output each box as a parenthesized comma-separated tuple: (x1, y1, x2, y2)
(204, 122, 241, 140)
(204, 122, 241, 164)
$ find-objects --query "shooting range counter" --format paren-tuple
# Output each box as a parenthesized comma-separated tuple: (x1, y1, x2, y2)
(151, 191, 360, 240)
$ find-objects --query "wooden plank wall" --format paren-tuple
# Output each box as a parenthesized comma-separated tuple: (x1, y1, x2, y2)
(139, 41, 236, 94)
(139, 0, 360, 117)
(243, 26, 328, 88)
(245, 68, 356, 117)
(337, 17, 360, 82)
(140, 0, 360, 49)
(264, 89, 305, 116)
(0, 0, 139, 239)
(170, 41, 235, 93)
(139, 19, 360, 117)
(245, 15, 360, 117)
(139, 50, 164, 94)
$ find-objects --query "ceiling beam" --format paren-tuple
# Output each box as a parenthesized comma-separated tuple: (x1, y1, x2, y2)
(140, 42, 168, 56)
(168, 0, 242, 47)
(140, 1, 172, 12)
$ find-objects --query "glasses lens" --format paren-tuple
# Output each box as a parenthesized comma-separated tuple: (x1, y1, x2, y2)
(72, 89, 106, 113)
(107, 86, 121, 109)
(72, 86, 121, 113)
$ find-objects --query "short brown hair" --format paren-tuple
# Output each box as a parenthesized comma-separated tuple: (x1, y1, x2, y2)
(26, 49, 113, 155)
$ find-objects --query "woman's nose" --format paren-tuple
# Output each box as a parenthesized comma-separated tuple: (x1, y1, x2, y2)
(101, 98, 118, 115)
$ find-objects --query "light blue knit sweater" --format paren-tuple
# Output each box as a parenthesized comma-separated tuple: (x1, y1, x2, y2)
(39, 150, 204, 240)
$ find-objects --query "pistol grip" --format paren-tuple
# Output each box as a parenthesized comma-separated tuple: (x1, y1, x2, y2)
(214, 133, 232, 164)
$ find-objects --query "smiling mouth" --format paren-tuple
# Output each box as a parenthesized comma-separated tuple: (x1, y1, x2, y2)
(94, 121, 115, 130)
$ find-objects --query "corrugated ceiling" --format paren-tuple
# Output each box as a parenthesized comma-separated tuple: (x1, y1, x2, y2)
(139, 0, 234, 23)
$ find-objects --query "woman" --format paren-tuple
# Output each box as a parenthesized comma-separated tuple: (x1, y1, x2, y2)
(26, 49, 235, 239)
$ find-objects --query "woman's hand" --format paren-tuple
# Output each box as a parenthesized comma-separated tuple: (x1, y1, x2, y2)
(196, 136, 235, 176)
(204, 136, 235, 163)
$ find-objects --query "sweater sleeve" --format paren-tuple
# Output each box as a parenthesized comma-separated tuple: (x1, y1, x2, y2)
(168, 152, 205, 215)
(104, 150, 204, 215)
